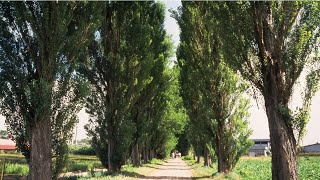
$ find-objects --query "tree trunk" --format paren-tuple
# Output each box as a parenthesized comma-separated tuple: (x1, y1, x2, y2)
(265, 98, 298, 180)
(249, 2, 299, 179)
(144, 141, 149, 163)
(131, 104, 141, 166)
(29, 118, 52, 180)
(196, 156, 200, 163)
(131, 143, 140, 166)
(203, 147, 211, 167)
(108, 137, 116, 172)
(150, 149, 155, 160)
(215, 121, 229, 173)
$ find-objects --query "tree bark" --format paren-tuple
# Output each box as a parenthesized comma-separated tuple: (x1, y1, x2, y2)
(203, 146, 211, 167)
(108, 137, 118, 172)
(196, 156, 200, 163)
(215, 121, 230, 173)
(265, 98, 298, 180)
(251, 2, 299, 178)
(150, 149, 155, 160)
(131, 104, 140, 166)
(143, 143, 148, 163)
(131, 143, 140, 166)
(29, 118, 52, 180)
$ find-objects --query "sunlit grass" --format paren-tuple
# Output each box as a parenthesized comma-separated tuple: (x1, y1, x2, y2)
(61, 158, 166, 180)
(184, 155, 320, 180)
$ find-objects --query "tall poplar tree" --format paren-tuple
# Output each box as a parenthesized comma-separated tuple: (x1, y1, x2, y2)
(82, 1, 171, 172)
(175, 2, 252, 173)
(0, 2, 100, 179)
(220, 2, 320, 179)
(129, 17, 171, 167)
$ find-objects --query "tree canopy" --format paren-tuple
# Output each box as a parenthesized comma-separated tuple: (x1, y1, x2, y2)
(0, 2, 101, 179)
(81, 1, 175, 172)
(219, 1, 320, 179)
(175, 1, 252, 173)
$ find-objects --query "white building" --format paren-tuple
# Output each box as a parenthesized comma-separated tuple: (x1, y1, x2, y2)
(248, 139, 271, 156)
(303, 143, 320, 153)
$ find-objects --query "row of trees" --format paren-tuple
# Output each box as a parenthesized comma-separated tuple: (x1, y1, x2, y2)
(175, 1, 320, 180)
(81, 1, 186, 172)
(1, 1, 319, 180)
(0, 1, 187, 179)
(174, 2, 252, 173)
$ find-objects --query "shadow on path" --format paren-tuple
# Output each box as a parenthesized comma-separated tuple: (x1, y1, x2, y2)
(120, 171, 195, 179)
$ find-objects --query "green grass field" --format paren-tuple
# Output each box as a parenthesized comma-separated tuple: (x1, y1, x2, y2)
(0, 154, 166, 179)
(1, 154, 319, 179)
(61, 159, 166, 180)
(0, 154, 104, 176)
(185, 155, 320, 180)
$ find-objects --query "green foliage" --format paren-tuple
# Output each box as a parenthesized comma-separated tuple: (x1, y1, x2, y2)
(64, 160, 102, 173)
(2, 163, 29, 175)
(176, 130, 191, 156)
(174, 1, 252, 172)
(183, 155, 194, 161)
(70, 146, 96, 156)
(184, 156, 320, 179)
(60, 158, 166, 180)
(0, 154, 103, 176)
(82, 1, 171, 171)
(234, 157, 271, 179)
(220, 1, 320, 143)
(0, 1, 101, 178)
(156, 66, 188, 158)
(53, 143, 69, 179)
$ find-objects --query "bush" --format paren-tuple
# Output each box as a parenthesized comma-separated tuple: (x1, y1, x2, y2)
(65, 161, 103, 173)
(183, 155, 193, 160)
(3, 163, 29, 175)
(65, 163, 89, 172)
(70, 146, 96, 156)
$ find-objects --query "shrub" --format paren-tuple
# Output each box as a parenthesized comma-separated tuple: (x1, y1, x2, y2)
(4, 163, 29, 175)
(70, 146, 96, 156)
(183, 155, 193, 160)
(65, 162, 89, 172)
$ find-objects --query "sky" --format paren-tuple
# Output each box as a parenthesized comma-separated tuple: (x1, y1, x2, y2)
(0, 0, 319, 146)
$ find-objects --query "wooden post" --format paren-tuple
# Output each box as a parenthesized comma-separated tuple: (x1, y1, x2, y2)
(1, 158, 5, 180)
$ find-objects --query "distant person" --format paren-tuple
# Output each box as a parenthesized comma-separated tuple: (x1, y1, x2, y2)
(171, 152, 175, 159)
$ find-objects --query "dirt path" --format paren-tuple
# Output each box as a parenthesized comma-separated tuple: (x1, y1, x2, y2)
(142, 158, 193, 180)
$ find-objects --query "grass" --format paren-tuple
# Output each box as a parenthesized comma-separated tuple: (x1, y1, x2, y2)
(64, 156, 104, 173)
(0, 154, 28, 176)
(0, 162, 29, 176)
(61, 158, 166, 180)
(2, 153, 319, 179)
(0, 154, 166, 180)
(0, 154, 104, 177)
(184, 155, 320, 180)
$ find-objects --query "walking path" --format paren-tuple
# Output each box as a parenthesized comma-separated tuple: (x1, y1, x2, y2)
(142, 158, 193, 180)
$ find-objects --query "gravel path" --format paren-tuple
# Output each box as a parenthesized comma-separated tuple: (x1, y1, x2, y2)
(142, 158, 193, 180)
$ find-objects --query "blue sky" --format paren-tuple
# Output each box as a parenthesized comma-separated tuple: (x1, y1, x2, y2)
(1, 1, 319, 146)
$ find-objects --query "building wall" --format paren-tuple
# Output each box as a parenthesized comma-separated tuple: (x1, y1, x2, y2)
(304, 144, 320, 153)
(248, 149, 267, 156)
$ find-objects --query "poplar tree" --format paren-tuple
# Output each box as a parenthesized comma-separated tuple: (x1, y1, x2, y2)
(220, 2, 320, 179)
(82, 1, 171, 172)
(0, 2, 100, 179)
(175, 2, 252, 173)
